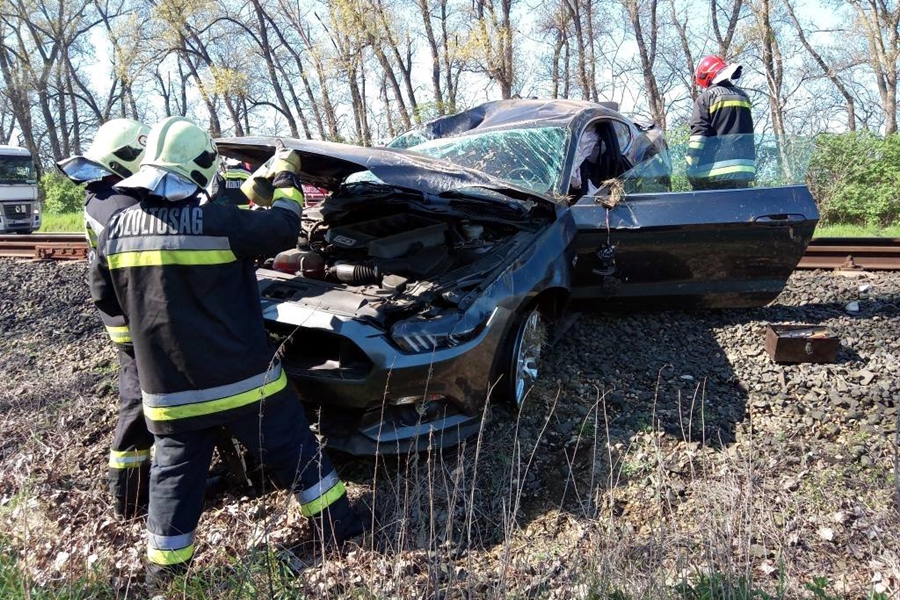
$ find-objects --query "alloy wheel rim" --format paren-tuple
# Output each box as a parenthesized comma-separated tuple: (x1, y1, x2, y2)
(514, 310, 543, 408)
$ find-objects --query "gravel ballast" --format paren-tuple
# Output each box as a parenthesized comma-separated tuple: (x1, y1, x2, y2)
(1, 259, 898, 598)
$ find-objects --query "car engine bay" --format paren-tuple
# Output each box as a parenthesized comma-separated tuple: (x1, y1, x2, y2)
(260, 183, 551, 323)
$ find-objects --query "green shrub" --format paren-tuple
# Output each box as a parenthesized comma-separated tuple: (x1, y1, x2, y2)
(807, 131, 900, 226)
(40, 172, 84, 215)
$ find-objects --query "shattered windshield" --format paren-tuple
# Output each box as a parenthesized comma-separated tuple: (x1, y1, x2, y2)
(406, 127, 568, 195)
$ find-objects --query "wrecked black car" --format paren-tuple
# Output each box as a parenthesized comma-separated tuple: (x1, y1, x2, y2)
(217, 99, 818, 455)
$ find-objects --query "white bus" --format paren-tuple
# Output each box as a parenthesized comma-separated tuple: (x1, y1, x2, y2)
(0, 145, 41, 233)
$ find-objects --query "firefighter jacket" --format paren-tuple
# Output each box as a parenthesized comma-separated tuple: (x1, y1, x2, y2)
(89, 188, 304, 435)
(687, 82, 756, 184)
(83, 179, 141, 348)
(210, 163, 252, 208)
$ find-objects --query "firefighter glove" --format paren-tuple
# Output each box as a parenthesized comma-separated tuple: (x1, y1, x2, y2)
(271, 149, 302, 176)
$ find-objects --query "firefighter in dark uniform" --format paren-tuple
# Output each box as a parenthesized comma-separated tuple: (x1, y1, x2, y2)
(687, 55, 756, 190)
(58, 118, 154, 519)
(209, 158, 253, 208)
(89, 117, 363, 585)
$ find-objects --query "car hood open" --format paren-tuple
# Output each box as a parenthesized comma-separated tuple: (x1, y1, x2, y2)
(216, 136, 548, 205)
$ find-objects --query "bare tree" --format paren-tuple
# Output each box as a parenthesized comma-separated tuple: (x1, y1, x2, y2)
(0, 0, 103, 161)
(468, 0, 516, 98)
(710, 0, 746, 56)
(844, 0, 899, 133)
(784, 0, 858, 130)
(620, 0, 667, 129)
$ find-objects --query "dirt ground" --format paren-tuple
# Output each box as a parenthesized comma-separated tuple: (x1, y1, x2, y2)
(1, 259, 898, 599)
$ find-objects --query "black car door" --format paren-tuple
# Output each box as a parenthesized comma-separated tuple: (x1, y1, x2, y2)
(568, 184, 819, 309)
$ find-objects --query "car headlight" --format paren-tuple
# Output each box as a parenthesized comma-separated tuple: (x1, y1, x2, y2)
(390, 309, 490, 353)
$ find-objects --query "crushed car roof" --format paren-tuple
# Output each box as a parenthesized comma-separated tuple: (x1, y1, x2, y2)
(391, 99, 626, 142)
(215, 136, 545, 202)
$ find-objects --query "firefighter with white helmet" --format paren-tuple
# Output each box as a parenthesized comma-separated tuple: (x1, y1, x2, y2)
(58, 118, 154, 519)
(89, 116, 364, 587)
(687, 55, 756, 190)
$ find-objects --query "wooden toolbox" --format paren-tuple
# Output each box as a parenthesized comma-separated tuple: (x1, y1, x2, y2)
(764, 324, 839, 364)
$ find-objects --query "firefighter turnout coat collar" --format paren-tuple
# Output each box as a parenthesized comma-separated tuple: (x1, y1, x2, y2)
(688, 82, 756, 184)
(89, 193, 303, 434)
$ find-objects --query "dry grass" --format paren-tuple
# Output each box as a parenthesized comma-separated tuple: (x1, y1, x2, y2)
(1, 329, 898, 599)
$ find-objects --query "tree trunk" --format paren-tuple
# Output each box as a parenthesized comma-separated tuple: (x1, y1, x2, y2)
(847, 0, 899, 133)
(415, 0, 444, 112)
(562, 0, 590, 99)
(263, 13, 324, 138)
(624, 0, 666, 130)
(784, 0, 857, 131)
(710, 0, 744, 56)
(249, 0, 299, 137)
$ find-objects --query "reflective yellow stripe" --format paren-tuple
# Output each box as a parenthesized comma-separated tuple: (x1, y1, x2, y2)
(147, 544, 194, 566)
(85, 227, 98, 249)
(708, 164, 756, 177)
(300, 480, 346, 517)
(109, 449, 151, 469)
(238, 204, 252, 210)
(108, 249, 237, 269)
(709, 99, 751, 113)
(105, 325, 131, 344)
(143, 371, 288, 422)
(273, 186, 305, 207)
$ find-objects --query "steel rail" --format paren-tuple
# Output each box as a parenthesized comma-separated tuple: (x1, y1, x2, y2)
(797, 238, 900, 271)
(1, 234, 899, 269)
(0, 233, 88, 260)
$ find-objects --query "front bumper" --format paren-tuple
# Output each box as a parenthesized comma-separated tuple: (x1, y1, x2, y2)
(0, 215, 37, 232)
(263, 300, 514, 455)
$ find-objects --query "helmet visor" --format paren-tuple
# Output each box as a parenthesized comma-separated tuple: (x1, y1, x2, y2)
(115, 165, 200, 201)
(57, 156, 115, 183)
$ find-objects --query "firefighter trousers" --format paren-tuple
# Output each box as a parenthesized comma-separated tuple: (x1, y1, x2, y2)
(108, 347, 154, 517)
(145, 388, 347, 576)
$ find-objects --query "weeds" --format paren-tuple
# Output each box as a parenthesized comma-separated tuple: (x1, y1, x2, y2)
(4, 368, 899, 599)
(0, 537, 115, 600)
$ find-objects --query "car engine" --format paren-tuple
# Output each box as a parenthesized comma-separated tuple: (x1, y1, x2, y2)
(275, 204, 520, 295)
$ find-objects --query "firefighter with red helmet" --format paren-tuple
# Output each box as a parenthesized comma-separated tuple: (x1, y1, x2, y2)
(687, 55, 756, 190)
(89, 117, 364, 587)
(58, 118, 154, 519)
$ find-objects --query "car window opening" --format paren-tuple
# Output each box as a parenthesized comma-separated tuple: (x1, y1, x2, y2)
(568, 121, 629, 201)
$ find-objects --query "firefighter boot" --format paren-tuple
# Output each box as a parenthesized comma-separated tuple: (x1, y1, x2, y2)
(308, 494, 367, 552)
(110, 462, 150, 519)
(145, 559, 189, 596)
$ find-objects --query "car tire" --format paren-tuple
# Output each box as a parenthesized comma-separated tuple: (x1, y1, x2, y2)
(494, 307, 546, 410)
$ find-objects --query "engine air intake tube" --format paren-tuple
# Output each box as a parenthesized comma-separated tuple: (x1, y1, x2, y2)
(330, 263, 380, 284)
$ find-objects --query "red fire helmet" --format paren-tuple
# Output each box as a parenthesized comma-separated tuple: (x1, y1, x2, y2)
(695, 55, 728, 89)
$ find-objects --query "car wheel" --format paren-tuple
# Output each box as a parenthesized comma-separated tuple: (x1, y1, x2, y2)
(496, 308, 546, 409)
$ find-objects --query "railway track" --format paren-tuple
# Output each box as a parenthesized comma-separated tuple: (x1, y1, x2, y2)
(0, 233, 88, 260)
(796, 238, 900, 270)
(2, 233, 899, 270)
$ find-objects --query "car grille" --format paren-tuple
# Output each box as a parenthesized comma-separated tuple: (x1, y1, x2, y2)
(3, 203, 31, 219)
(267, 323, 373, 380)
